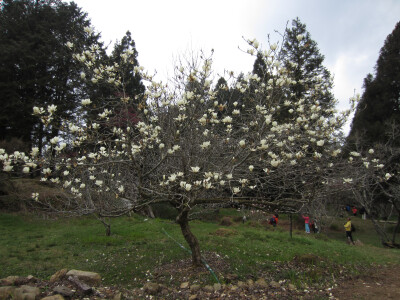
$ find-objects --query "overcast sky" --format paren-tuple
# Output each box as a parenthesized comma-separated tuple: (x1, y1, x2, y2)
(72, 0, 399, 131)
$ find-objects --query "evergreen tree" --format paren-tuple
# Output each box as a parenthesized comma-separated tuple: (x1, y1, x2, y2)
(280, 18, 335, 112)
(0, 0, 103, 151)
(349, 21, 400, 148)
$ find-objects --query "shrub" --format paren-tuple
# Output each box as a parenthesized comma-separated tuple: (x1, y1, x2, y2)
(220, 216, 233, 226)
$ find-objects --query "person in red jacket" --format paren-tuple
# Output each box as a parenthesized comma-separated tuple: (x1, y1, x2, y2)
(352, 206, 358, 216)
(302, 215, 310, 233)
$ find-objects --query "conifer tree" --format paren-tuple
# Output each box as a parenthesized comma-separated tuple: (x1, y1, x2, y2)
(349, 21, 400, 148)
(280, 18, 335, 112)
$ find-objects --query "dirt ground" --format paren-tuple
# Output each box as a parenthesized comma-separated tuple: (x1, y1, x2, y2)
(332, 265, 400, 300)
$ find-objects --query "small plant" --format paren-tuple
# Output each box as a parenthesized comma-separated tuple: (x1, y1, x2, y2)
(220, 216, 233, 226)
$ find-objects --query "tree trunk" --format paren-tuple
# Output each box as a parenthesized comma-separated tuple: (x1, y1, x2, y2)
(97, 215, 111, 236)
(370, 218, 390, 246)
(392, 214, 400, 245)
(176, 208, 202, 267)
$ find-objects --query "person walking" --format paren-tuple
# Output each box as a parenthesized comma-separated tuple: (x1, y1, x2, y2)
(302, 215, 310, 233)
(344, 217, 355, 245)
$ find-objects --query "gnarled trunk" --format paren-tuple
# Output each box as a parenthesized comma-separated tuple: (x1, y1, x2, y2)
(176, 208, 202, 267)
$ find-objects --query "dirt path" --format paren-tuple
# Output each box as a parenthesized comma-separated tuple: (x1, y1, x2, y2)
(332, 265, 400, 300)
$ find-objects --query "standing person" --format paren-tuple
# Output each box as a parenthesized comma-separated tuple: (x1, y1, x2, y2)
(352, 206, 358, 216)
(344, 218, 355, 245)
(302, 215, 310, 233)
(312, 218, 319, 233)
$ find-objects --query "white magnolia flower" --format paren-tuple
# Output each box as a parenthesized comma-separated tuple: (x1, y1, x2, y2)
(219, 180, 225, 186)
(42, 168, 51, 175)
(30, 147, 39, 156)
(343, 178, 353, 184)
(270, 43, 277, 51)
(249, 165, 254, 172)
(95, 180, 103, 187)
(222, 116, 233, 123)
(233, 187, 241, 194)
(316, 140, 324, 147)
(185, 183, 192, 191)
(22, 166, 30, 173)
(81, 98, 91, 106)
(201, 141, 211, 149)
(270, 159, 280, 167)
(80, 183, 86, 189)
(47, 104, 57, 114)
(296, 34, 304, 41)
(66, 41, 74, 48)
(159, 143, 165, 149)
(239, 140, 246, 147)
(63, 171, 69, 176)
(169, 174, 177, 182)
(31, 193, 39, 201)
(3, 165, 13, 172)
(191, 166, 200, 173)
(50, 137, 59, 144)
(226, 174, 233, 180)
(368, 149, 374, 154)
(118, 185, 124, 193)
(350, 151, 361, 157)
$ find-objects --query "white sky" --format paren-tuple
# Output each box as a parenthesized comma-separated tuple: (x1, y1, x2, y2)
(72, 0, 400, 133)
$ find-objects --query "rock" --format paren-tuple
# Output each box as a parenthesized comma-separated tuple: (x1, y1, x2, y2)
(237, 281, 246, 288)
(53, 285, 75, 297)
(180, 282, 189, 289)
(203, 285, 214, 293)
(190, 284, 201, 292)
(213, 283, 222, 291)
(65, 270, 101, 286)
(0, 276, 19, 286)
(188, 295, 198, 300)
(0, 286, 15, 299)
(288, 283, 296, 291)
(225, 273, 239, 283)
(13, 285, 40, 300)
(41, 295, 65, 300)
(68, 276, 92, 295)
(246, 279, 254, 287)
(255, 278, 268, 288)
(143, 282, 160, 295)
(270, 281, 280, 288)
(50, 269, 68, 283)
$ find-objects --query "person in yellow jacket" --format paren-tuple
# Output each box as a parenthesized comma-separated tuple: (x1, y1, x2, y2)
(344, 217, 355, 245)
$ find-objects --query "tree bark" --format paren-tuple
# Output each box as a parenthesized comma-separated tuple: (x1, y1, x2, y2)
(392, 214, 400, 245)
(176, 208, 202, 267)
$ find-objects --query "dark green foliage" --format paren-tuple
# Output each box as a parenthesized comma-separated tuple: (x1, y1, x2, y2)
(349, 21, 400, 148)
(111, 31, 145, 102)
(0, 0, 103, 150)
(281, 18, 335, 111)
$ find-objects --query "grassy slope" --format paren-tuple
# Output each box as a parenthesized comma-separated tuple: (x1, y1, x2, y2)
(0, 211, 399, 288)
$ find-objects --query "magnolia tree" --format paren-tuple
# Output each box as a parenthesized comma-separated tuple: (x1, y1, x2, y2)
(336, 131, 400, 246)
(1, 33, 363, 265)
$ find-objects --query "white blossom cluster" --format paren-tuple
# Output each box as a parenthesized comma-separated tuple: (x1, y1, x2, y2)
(0, 36, 394, 212)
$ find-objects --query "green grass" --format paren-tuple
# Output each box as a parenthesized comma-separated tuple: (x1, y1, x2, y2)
(0, 212, 399, 288)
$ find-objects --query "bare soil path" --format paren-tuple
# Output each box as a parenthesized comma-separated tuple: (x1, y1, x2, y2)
(332, 265, 400, 300)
